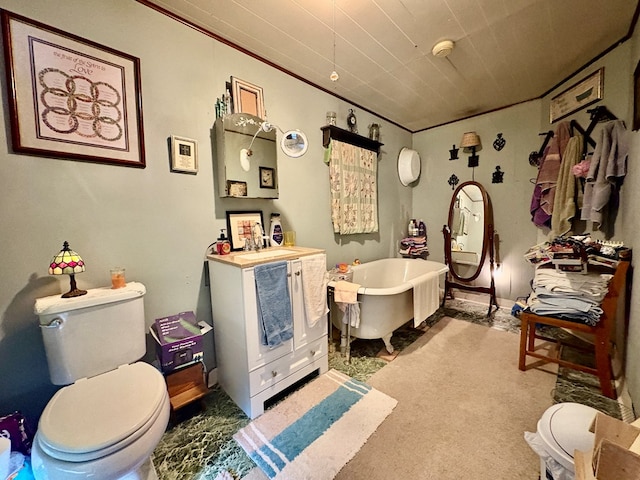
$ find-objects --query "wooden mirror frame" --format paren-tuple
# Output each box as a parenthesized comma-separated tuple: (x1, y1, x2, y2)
(442, 181, 498, 315)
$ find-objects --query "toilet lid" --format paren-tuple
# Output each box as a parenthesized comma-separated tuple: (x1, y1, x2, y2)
(537, 402, 597, 471)
(38, 362, 166, 456)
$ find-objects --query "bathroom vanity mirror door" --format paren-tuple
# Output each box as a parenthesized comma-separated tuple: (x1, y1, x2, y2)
(214, 113, 279, 199)
(445, 181, 492, 282)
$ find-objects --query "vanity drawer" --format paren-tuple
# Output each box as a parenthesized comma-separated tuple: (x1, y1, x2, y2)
(249, 336, 328, 395)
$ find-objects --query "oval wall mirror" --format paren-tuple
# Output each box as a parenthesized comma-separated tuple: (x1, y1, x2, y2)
(281, 130, 308, 158)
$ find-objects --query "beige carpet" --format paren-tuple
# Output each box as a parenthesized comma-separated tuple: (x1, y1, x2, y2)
(335, 317, 558, 480)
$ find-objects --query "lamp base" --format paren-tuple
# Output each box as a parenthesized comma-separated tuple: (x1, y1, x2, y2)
(61, 274, 87, 298)
(468, 154, 479, 168)
(62, 288, 88, 298)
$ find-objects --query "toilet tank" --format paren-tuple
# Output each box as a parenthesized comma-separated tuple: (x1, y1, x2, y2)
(34, 282, 147, 385)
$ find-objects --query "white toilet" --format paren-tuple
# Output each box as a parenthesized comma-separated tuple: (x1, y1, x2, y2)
(31, 282, 170, 480)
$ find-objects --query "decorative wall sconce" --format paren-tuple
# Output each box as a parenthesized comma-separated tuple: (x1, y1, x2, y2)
(460, 132, 481, 167)
(240, 121, 276, 170)
(449, 145, 459, 160)
(447, 174, 459, 190)
(492, 166, 504, 184)
(240, 121, 308, 169)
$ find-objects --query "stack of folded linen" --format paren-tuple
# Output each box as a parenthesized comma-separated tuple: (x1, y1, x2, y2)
(399, 236, 429, 258)
(526, 266, 614, 325)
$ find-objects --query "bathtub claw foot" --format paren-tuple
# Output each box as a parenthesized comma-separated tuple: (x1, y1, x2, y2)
(382, 333, 394, 354)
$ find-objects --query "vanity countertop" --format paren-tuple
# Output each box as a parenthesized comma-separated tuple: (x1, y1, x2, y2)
(207, 246, 325, 268)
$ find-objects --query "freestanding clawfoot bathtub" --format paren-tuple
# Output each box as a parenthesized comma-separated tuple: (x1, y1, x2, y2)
(330, 258, 448, 353)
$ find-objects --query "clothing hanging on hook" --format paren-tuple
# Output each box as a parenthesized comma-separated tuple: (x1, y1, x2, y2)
(581, 118, 627, 237)
(529, 122, 570, 228)
(569, 105, 618, 158)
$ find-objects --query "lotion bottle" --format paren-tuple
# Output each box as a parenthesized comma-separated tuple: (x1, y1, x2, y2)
(216, 229, 231, 255)
(270, 213, 284, 247)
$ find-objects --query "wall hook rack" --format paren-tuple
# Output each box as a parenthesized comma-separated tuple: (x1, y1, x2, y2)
(529, 131, 553, 167)
(570, 105, 618, 155)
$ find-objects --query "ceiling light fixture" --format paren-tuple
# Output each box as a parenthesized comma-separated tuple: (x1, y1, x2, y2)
(432, 40, 455, 58)
(330, 0, 339, 82)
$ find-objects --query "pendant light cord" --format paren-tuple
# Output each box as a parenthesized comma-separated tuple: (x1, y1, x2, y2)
(330, 0, 339, 82)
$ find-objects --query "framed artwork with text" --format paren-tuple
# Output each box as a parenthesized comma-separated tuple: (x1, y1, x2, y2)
(1, 11, 145, 167)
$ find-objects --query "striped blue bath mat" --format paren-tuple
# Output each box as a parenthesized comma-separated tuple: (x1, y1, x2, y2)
(233, 369, 397, 480)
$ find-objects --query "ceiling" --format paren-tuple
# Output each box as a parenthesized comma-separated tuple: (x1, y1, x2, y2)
(141, 0, 638, 132)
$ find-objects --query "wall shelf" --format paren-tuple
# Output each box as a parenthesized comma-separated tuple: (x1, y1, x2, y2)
(321, 125, 383, 154)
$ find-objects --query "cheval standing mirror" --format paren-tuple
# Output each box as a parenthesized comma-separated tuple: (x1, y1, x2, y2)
(442, 181, 498, 315)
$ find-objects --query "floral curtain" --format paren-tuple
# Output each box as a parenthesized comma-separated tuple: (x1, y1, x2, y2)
(328, 140, 378, 234)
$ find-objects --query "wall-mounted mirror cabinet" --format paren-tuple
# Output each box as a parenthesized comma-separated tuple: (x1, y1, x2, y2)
(442, 181, 498, 315)
(214, 113, 278, 198)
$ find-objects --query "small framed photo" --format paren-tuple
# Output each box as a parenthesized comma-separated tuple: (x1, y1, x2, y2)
(170, 135, 198, 174)
(226, 180, 247, 197)
(259, 166, 276, 189)
(226, 210, 264, 251)
(231, 77, 265, 119)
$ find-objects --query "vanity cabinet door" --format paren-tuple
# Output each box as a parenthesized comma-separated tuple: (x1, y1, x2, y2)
(290, 259, 328, 350)
(243, 263, 294, 371)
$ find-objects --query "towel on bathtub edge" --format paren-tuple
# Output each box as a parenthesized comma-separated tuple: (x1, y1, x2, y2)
(254, 261, 293, 348)
(334, 281, 361, 329)
(334, 280, 360, 304)
(409, 271, 440, 328)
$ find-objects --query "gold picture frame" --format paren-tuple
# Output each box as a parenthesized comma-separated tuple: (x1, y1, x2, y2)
(170, 135, 198, 174)
(231, 77, 265, 119)
(550, 68, 604, 123)
(1, 11, 145, 167)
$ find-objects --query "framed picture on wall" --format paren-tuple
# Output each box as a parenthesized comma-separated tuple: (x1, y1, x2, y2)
(1, 11, 145, 167)
(226, 210, 265, 251)
(226, 180, 247, 197)
(231, 77, 265, 119)
(549, 68, 604, 123)
(259, 166, 275, 189)
(170, 135, 198, 174)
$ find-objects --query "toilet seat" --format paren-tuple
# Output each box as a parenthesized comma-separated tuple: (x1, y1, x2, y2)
(37, 362, 166, 462)
(537, 402, 597, 471)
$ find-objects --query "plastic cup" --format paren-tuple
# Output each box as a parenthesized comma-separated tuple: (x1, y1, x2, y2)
(284, 231, 296, 247)
(110, 268, 126, 289)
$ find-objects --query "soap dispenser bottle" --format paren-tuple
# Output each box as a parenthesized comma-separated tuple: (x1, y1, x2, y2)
(216, 229, 231, 255)
(270, 213, 284, 247)
(418, 219, 427, 237)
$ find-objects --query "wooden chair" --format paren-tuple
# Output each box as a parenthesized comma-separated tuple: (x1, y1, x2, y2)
(518, 254, 630, 399)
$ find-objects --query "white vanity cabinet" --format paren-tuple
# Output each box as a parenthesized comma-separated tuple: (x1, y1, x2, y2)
(208, 257, 328, 418)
